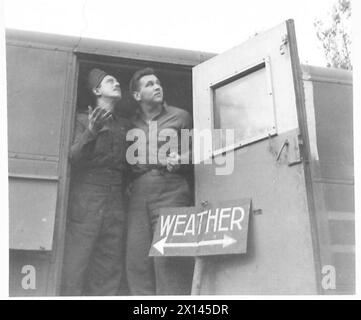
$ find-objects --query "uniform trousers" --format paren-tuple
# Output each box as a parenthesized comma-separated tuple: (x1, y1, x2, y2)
(61, 183, 127, 296)
(126, 170, 194, 295)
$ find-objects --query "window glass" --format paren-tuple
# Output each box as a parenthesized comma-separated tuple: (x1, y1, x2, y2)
(213, 65, 276, 149)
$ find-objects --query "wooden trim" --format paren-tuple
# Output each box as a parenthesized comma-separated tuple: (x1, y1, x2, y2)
(8, 173, 59, 181)
(8, 152, 59, 162)
(287, 19, 323, 294)
(302, 76, 353, 86)
(191, 258, 205, 295)
(211, 132, 277, 158)
(77, 55, 195, 72)
(6, 40, 72, 53)
(331, 245, 355, 254)
(328, 211, 354, 221)
(301, 65, 352, 85)
(310, 163, 333, 288)
(45, 52, 78, 296)
(313, 178, 354, 186)
(209, 59, 266, 88)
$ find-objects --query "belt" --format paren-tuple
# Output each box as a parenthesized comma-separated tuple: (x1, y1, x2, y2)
(133, 167, 168, 179)
(73, 169, 124, 185)
(147, 168, 167, 176)
(81, 183, 124, 192)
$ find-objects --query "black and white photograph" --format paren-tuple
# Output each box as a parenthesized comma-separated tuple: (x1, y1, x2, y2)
(0, 0, 358, 299)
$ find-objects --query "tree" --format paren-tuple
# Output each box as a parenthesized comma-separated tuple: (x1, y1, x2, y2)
(314, 0, 352, 70)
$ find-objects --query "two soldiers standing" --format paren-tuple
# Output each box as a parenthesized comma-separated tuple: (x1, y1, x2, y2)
(61, 67, 193, 296)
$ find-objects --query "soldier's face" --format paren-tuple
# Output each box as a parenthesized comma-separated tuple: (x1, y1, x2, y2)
(95, 75, 122, 100)
(135, 74, 164, 106)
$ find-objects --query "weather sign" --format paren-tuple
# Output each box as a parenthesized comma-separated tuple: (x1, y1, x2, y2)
(149, 199, 251, 257)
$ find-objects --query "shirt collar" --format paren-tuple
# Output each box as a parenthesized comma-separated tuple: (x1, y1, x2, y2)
(135, 102, 168, 123)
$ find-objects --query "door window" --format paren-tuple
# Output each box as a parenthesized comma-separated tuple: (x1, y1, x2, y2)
(212, 59, 276, 151)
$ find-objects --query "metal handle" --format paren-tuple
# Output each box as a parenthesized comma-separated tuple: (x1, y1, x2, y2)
(276, 139, 289, 161)
(275, 137, 302, 165)
(280, 35, 288, 55)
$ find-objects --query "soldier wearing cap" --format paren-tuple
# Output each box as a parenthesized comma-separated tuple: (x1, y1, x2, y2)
(126, 67, 194, 295)
(61, 69, 130, 296)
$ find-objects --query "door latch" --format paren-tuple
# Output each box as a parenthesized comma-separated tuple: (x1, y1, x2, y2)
(287, 135, 303, 166)
(276, 139, 289, 161)
(275, 136, 302, 166)
(253, 209, 263, 216)
(280, 35, 288, 55)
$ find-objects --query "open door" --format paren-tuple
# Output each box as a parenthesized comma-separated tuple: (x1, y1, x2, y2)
(192, 20, 319, 294)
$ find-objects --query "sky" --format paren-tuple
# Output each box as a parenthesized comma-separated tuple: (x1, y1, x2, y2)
(2, 0, 347, 66)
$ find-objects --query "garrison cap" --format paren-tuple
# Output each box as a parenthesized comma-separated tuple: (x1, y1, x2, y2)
(87, 68, 108, 91)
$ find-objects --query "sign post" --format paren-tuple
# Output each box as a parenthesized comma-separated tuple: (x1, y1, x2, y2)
(191, 257, 205, 295)
(149, 198, 252, 294)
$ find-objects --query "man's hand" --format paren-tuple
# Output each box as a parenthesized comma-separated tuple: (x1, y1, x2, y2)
(88, 106, 113, 135)
(166, 152, 181, 172)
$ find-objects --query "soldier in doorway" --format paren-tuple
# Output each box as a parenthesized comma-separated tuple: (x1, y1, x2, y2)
(126, 67, 194, 295)
(61, 68, 130, 296)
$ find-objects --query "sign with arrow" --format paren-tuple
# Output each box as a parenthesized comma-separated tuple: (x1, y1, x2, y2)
(149, 198, 251, 257)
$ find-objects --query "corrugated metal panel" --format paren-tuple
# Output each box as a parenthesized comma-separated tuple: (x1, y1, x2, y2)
(7, 43, 69, 250)
(9, 250, 52, 297)
(7, 46, 68, 157)
(329, 220, 355, 245)
(333, 253, 355, 294)
(313, 82, 353, 168)
(303, 68, 354, 295)
(9, 179, 58, 250)
(323, 183, 354, 212)
(8, 156, 59, 180)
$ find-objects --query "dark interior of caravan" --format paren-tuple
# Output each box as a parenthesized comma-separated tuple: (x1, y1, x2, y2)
(76, 54, 193, 118)
(74, 54, 195, 196)
(62, 54, 195, 294)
